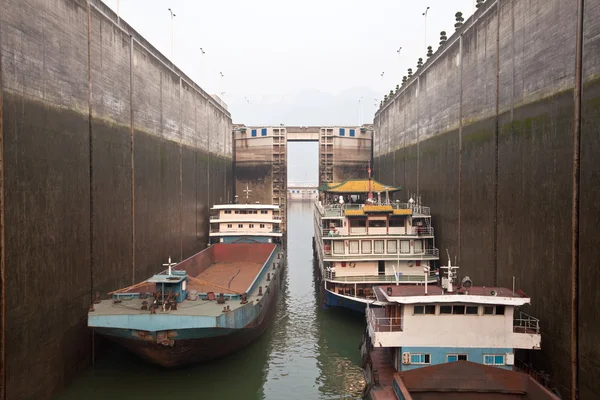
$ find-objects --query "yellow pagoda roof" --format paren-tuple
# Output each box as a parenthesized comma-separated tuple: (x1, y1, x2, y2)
(323, 179, 402, 194)
(363, 205, 393, 213)
(393, 209, 412, 215)
(344, 209, 365, 216)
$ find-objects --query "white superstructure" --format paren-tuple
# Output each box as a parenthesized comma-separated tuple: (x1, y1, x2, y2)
(209, 204, 283, 241)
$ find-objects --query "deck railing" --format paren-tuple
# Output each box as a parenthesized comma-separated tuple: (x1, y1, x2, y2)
(317, 202, 431, 217)
(321, 248, 440, 260)
(325, 270, 437, 283)
(367, 308, 403, 332)
(514, 312, 540, 334)
(318, 227, 434, 237)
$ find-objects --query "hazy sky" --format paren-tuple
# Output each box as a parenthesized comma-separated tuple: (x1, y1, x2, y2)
(104, 0, 476, 125)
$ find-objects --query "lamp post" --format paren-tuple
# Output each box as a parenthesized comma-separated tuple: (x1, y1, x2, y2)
(199, 47, 205, 83)
(423, 6, 430, 50)
(168, 8, 176, 60)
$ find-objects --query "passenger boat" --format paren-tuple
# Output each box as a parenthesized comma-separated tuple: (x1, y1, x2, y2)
(312, 172, 439, 313)
(359, 258, 557, 399)
(88, 203, 285, 367)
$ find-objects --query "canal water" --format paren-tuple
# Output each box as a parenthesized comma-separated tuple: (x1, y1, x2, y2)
(56, 201, 366, 400)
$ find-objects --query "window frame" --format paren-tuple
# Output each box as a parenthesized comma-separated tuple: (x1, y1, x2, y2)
(483, 354, 506, 366)
(410, 353, 431, 365)
(413, 305, 425, 315)
(361, 240, 372, 254)
(238, 224, 243, 228)
(447, 354, 468, 362)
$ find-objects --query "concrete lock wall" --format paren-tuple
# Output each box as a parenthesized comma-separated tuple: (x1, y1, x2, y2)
(0, 0, 232, 398)
(373, 0, 600, 398)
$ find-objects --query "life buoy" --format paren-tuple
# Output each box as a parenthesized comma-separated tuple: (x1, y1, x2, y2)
(349, 262, 356, 268)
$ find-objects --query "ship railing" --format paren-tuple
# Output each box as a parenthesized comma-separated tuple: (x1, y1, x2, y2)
(318, 202, 430, 216)
(514, 312, 540, 334)
(323, 247, 440, 259)
(367, 308, 403, 332)
(325, 270, 437, 283)
(411, 226, 434, 236)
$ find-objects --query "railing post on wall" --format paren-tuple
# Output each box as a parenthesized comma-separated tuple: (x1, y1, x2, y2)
(570, 0, 584, 399)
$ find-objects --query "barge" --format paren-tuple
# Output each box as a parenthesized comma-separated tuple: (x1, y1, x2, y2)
(88, 203, 285, 367)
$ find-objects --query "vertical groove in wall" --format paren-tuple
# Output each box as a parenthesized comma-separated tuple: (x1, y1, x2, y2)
(86, 0, 96, 367)
(416, 77, 420, 194)
(570, 1, 584, 398)
(206, 101, 210, 210)
(403, 102, 407, 189)
(0, 7, 6, 398)
(179, 77, 183, 260)
(87, 0, 95, 306)
(510, 0, 515, 123)
(130, 36, 135, 285)
(458, 35, 463, 266)
(493, 1, 500, 287)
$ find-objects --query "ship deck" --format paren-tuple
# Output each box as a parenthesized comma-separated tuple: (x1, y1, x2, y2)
(92, 243, 280, 318)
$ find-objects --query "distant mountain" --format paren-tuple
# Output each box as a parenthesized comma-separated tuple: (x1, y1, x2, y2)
(227, 87, 380, 126)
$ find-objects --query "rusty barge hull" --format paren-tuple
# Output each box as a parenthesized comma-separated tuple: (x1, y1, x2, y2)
(94, 275, 281, 367)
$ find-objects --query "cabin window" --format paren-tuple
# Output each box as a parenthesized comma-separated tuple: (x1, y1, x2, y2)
(238, 224, 243, 228)
(484, 355, 506, 366)
(349, 240, 360, 254)
(452, 305, 465, 314)
(414, 240, 423, 253)
(261, 210, 268, 214)
(389, 218, 403, 228)
(361, 240, 372, 254)
(484, 306, 495, 315)
(374, 240, 385, 254)
(447, 354, 468, 362)
(227, 224, 232, 228)
(253, 210, 258, 214)
(400, 240, 410, 253)
(368, 219, 386, 228)
(410, 354, 430, 364)
(495, 305, 505, 315)
(249, 224, 254, 228)
(333, 241, 345, 254)
(260, 224, 265, 228)
(234, 210, 239, 214)
(440, 305, 452, 314)
(224, 210, 232, 214)
(425, 305, 436, 314)
(466, 306, 479, 315)
(387, 240, 397, 253)
(413, 305, 425, 315)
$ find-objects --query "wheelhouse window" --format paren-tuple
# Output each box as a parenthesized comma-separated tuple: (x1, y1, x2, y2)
(425, 305, 435, 314)
(452, 305, 465, 314)
(466, 306, 479, 315)
(484, 305, 505, 315)
(413, 305, 425, 315)
(440, 305, 452, 314)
